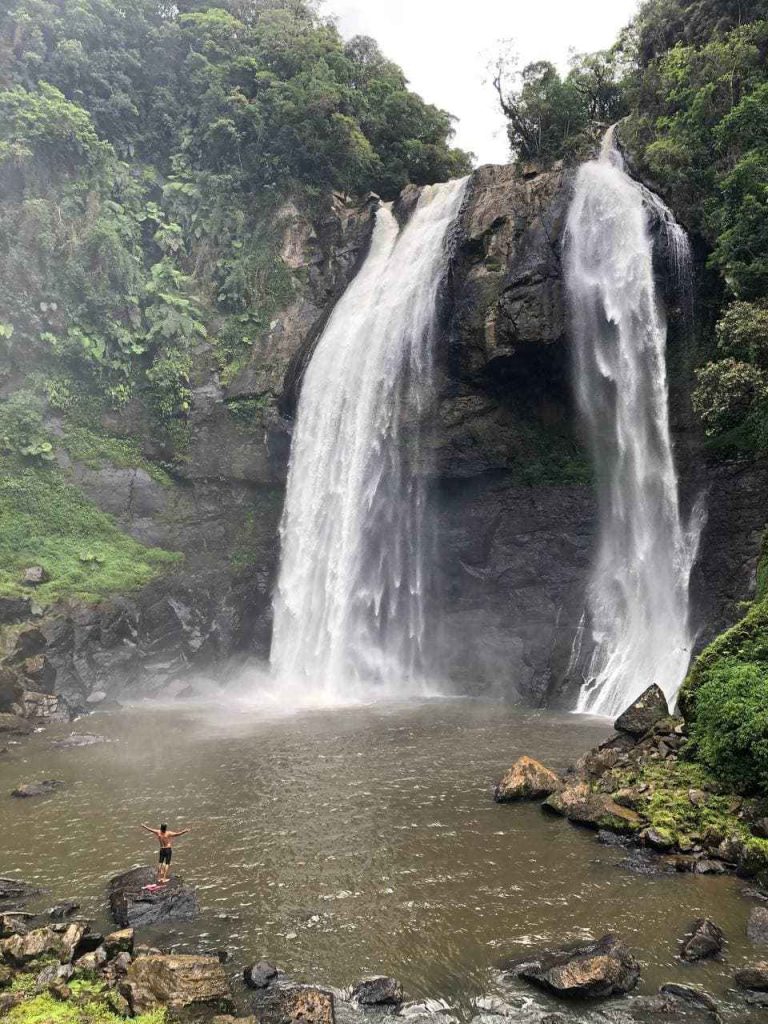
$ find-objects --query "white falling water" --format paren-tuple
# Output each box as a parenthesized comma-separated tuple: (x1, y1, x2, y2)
(565, 133, 703, 717)
(270, 178, 468, 704)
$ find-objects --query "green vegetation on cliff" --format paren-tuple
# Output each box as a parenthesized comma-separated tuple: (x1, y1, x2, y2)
(0, 457, 181, 605)
(0, 0, 471, 608)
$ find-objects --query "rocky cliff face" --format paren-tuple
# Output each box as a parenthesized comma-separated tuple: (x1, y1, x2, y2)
(4, 163, 766, 711)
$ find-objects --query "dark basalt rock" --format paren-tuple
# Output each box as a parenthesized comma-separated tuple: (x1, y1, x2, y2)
(244, 960, 279, 989)
(350, 976, 404, 1007)
(614, 685, 670, 737)
(11, 779, 65, 799)
(680, 918, 724, 962)
(735, 962, 768, 990)
(48, 902, 80, 920)
(108, 867, 199, 928)
(659, 983, 718, 1013)
(507, 933, 640, 998)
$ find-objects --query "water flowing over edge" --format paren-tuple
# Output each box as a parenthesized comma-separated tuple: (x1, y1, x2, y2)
(565, 135, 705, 718)
(268, 177, 468, 708)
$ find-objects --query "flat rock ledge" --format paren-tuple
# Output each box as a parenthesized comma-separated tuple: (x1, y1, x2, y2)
(506, 933, 640, 999)
(108, 867, 199, 928)
(494, 757, 560, 802)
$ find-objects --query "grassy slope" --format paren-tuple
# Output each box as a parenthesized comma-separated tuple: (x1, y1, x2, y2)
(0, 455, 180, 605)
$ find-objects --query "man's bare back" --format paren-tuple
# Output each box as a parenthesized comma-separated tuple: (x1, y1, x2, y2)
(140, 822, 191, 882)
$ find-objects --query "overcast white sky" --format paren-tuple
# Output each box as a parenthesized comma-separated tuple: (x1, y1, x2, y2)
(325, 0, 640, 165)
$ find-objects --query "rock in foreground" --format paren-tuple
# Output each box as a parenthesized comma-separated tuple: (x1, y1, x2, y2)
(508, 934, 640, 999)
(614, 685, 670, 737)
(108, 867, 198, 928)
(494, 757, 559, 802)
(735, 962, 768, 990)
(121, 953, 233, 1016)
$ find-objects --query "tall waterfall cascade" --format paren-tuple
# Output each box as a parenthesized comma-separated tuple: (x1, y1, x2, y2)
(565, 132, 703, 717)
(270, 178, 468, 704)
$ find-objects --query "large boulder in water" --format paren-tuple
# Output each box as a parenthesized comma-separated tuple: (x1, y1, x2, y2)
(494, 756, 560, 802)
(120, 953, 233, 1016)
(508, 934, 640, 998)
(614, 685, 670, 737)
(680, 918, 724, 962)
(108, 867, 198, 928)
(350, 976, 403, 1007)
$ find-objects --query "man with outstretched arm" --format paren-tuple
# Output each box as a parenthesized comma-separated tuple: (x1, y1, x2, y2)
(140, 822, 191, 883)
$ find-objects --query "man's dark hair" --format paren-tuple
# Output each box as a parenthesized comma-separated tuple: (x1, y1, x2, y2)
(160, 823, 167, 832)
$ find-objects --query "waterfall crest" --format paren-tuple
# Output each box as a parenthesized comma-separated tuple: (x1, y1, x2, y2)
(270, 178, 467, 704)
(565, 137, 702, 717)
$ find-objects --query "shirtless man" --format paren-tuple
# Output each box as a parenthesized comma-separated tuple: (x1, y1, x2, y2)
(140, 822, 191, 883)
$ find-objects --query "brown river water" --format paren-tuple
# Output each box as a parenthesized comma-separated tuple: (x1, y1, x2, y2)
(0, 700, 763, 1014)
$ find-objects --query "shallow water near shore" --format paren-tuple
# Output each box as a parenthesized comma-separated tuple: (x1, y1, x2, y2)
(0, 700, 763, 1013)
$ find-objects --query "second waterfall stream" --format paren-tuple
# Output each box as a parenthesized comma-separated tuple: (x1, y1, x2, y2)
(270, 178, 467, 703)
(566, 132, 703, 717)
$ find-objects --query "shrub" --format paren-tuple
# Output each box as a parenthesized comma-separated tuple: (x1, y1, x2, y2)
(687, 659, 768, 794)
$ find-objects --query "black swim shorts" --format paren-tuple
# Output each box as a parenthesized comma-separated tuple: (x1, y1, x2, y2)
(159, 847, 172, 865)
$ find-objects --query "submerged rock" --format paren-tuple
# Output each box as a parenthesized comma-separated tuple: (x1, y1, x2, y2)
(121, 953, 234, 1016)
(350, 976, 403, 1007)
(680, 918, 724, 962)
(51, 733, 106, 749)
(507, 933, 640, 998)
(735, 962, 768, 990)
(11, 779, 64, 798)
(109, 867, 199, 928)
(494, 757, 560, 802)
(614, 685, 669, 737)
(659, 983, 718, 1013)
(48, 902, 80, 920)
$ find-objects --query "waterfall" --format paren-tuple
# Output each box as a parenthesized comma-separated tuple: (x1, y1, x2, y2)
(565, 134, 703, 717)
(270, 178, 468, 704)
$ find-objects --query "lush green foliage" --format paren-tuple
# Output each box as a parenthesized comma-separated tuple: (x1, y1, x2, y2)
(491, 48, 627, 162)
(686, 659, 768, 793)
(681, 535, 768, 794)
(0, 457, 180, 604)
(5, 988, 167, 1024)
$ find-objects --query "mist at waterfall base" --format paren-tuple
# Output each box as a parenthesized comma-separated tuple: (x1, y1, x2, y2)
(259, 178, 468, 709)
(565, 135, 704, 718)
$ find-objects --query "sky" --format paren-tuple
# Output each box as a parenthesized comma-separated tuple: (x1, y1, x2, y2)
(326, 0, 641, 165)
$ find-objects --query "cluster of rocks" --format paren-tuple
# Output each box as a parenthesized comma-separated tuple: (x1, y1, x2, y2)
(0, 863, 417, 1024)
(495, 684, 768, 879)
(0, 627, 76, 741)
